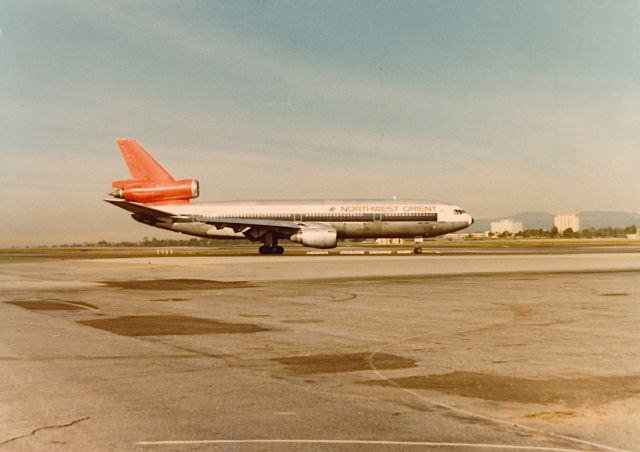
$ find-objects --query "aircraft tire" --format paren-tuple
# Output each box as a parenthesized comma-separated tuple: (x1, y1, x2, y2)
(259, 245, 285, 255)
(413, 246, 422, 254)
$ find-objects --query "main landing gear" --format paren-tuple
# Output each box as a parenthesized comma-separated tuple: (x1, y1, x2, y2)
(258, 232, 285, 255)
(259, 245, 284, 255)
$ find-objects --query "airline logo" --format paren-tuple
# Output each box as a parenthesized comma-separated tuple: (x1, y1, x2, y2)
(334, 205, 436, 213)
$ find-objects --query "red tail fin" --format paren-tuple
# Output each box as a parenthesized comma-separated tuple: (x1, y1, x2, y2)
(111, 139, 199, 205)
(116, 139, 174, 182)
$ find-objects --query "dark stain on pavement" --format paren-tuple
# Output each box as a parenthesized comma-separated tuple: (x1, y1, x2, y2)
(100, 279, 253, 291)
(362, 371, 640, 405)
(281, 319, 324, 324)
(78, 315, 268, 336)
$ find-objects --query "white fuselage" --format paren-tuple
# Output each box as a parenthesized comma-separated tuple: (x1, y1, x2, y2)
(147, 199, 473, 240)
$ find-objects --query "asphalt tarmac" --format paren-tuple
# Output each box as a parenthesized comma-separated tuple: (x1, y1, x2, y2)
(1, 251, 639, 451)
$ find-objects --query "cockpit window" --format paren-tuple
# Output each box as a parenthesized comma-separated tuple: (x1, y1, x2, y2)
(453, 209, 466, 215)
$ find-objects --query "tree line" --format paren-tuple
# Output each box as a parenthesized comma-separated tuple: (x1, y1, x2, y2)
(490, 225, 637, 239)
(53, 237, 242, 248)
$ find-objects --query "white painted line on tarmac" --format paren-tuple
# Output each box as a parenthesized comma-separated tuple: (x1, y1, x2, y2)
(340, 250, 365, 254)
(135, 439, 592, 451)
(55, 301, 100, 312)
(306, 251, 329, 255)
(397, 250, 413, 254)
(369, 250, 392, 254)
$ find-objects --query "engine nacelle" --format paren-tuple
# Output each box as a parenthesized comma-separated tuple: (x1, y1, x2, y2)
(111, 179, 199, 204)
(290, 225, 337, 249)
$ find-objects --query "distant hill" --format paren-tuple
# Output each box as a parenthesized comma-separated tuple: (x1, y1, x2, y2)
(577, 211, 640, 229)
(467, 210, 639, 232)
(509, 211, 555, 229)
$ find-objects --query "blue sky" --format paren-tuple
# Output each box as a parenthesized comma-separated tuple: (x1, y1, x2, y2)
(1, 1, 639, 245)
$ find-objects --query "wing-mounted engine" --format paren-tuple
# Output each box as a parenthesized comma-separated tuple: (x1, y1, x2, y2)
(290, 224, 337, 249)
(111, 179, 199, 205)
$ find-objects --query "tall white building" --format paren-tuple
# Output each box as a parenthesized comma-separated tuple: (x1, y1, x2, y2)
(491, 219, 523, 234)
(554, 214, 580, 232)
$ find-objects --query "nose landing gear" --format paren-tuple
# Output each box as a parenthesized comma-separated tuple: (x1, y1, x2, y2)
(413, 237, 423, 254)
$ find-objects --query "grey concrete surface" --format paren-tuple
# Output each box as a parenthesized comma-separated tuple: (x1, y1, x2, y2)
(1, 253, 639, 451)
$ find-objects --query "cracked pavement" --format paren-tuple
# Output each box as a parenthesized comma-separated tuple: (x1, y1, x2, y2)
(1, 252, 639, 451)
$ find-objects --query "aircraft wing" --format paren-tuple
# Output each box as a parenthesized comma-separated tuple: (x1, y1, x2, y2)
(104, 199, 191, 222)
(192, 215, 301, 234)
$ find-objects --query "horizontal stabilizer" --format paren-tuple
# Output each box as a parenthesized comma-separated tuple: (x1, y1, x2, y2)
(104, 199, 190, 221)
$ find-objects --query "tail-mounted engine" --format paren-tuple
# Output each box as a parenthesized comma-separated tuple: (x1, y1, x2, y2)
(110, 139, 199, 205)
(111, 179, 199, 204)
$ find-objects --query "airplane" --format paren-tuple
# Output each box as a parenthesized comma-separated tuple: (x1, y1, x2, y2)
(106, 139, 474, 254)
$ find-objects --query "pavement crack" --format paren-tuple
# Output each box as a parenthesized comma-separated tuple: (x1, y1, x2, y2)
(1, 416, 90, 446)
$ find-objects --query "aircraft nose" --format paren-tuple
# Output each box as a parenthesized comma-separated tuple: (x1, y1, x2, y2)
(468, 215, 474, 226)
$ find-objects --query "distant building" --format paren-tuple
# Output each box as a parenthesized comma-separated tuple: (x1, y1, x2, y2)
(491, 220, 523, 234)
(554, 214, 580, 232)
